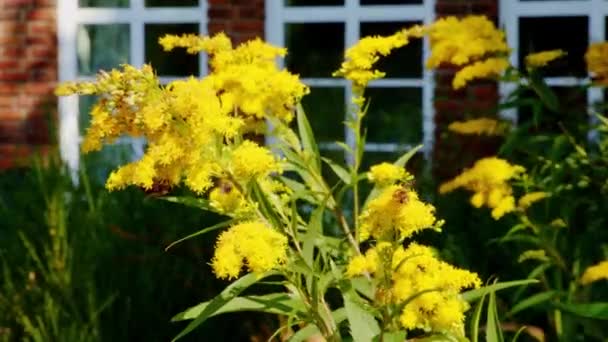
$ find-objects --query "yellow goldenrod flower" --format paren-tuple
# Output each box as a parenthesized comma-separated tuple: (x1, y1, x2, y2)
(367, 162, 409, 186)
(448, 118, 508, 136)
(452, 57, 509, 89)
(518, 191, 549, 210)
(427, 16, 509, 68)
(211, 221, 288, 279)
(580, 260, 608, 285)
(392, 243, 481, 335)
(586, 42, 608, 85)
(439, 157, 525, 219)
(359, 185, 439, 242)
(230, 141, 281, 181)
(56, 33, 306, 194)
(525, 49, 566, 69)
(334, 28, 420, 91)
(209, 181, 252, 217)
(346, 248, 379, 277)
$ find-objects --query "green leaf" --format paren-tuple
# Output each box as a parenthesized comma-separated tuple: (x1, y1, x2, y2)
(172, 272, 276, 341)
(160, 196, 212, 211)
(322, 157, 351, 185)
(171, 293, 304, 321)
(343, 288, 380, 342)
(289, 308, 347, 342)
(470, 291, 487, 342)
(374, 331, 406, 342)
(462, 279, 538, 302)
(555, 302, 608, 320)
(250, 180, 282, 228)
(507, 290, 558, 317)
(297, 103, 321, 172)
(165, 219, 234, 251)
(289, 325, 320, 342)
(486, 291, 504, 342)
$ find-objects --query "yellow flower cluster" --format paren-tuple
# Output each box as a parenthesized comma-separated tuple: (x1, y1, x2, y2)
(359, 185, 441, 242)
(448, 118, 508, 136)
(56, 33, 307, 197)
(427, 16, 510, 89)
(525, 49, 566, 69)
(334, 27, 423, 92)
(452, 58, 509, 89)
(367, 162, 410, 186)
(209, 181, 252, 217)
(211, 221, 288, 279)
(347, 243, 480, 335)
(586, 42, 608, 85)
(580, 260, 608, 285)
(518, 191, 549, 210)
(439, 157, 525, 219)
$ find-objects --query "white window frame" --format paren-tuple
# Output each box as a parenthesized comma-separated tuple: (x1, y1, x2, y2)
(57, 0, 208, 174)
(499, 0, 606, 129)
(265, 0, 436, 161)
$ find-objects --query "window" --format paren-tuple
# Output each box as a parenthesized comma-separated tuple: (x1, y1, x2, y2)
(499, 0, 606, 128)
(57, 0, 208, 173)
(265, 0, 435, 167)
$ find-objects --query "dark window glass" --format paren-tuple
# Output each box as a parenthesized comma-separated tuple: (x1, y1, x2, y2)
(79, 0, 128, 7)
(360, 21, 422, 78)
(301, 87, 345, 143)
(145, 23, 199, 77)
(286, 0, 343, 5)
(285, 23, 344, 77)
(145, 0, 197, 6)
(361, 0, 422, 4)
(77, 24, 130, 76)
(363, 87, 423, 144)
(519, 16, 588, 76)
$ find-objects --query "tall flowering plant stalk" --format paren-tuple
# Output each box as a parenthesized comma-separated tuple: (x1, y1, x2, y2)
(427, 16, 608, 341)
(56, 19, 530, 341)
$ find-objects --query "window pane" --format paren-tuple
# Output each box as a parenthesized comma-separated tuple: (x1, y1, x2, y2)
(285, 23, 344, 78)
(79, 0, 128, 7)
(77, 24, 130, 76)
(286, 0, 343, 5)
(519, 16, 588, 76)
(301, 87, 345, 143)
(361, 0, 423, 4)
(360, 21, 422, 78)
(145, 24, 199, 77)
(145, 0, 198, 6)
(363, 87, 423, 144)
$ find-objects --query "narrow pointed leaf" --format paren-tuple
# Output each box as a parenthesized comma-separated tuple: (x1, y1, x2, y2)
(555, 302, 608, 320)
(165, 219, 234, 251)
(507, 290, 558, 317)
(171, 293, 305, 321)
(462, 279, 538, 302)
(343, 288, 380, 342)
(172, 272, 276, 341)
(297, 103, 321, 172)
(160, 196, 212, 211)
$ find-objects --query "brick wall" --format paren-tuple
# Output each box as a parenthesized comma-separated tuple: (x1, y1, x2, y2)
(0, 0, 55, 168)
(432, 0, 501, 181)
(208, 0, 264, 44)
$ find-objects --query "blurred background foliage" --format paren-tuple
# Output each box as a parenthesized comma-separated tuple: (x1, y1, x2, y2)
(0, 150, 279, 341)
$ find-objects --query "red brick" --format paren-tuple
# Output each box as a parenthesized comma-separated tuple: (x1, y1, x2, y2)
(233, 20, 263, 33)
(4, 0, 34, 7)
(0, 72, 28, 82)
(26, 8, 55, 20)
